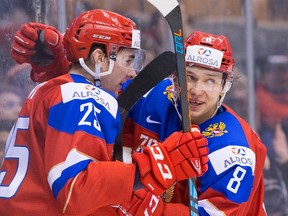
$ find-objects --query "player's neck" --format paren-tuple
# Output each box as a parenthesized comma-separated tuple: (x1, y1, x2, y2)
(69, 65, 95, 84)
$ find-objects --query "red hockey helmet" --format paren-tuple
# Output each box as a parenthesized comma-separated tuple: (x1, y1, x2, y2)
(63, 9, 142, 63)
(184, 31, 235, 76)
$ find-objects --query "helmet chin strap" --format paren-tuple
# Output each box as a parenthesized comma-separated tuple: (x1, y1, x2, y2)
(208, 92, 226, 121)
(217, 91, 227, 109)
(79, 57, 115, 86)
(94, 63, 101, 87)
(216, 80, 232, 109)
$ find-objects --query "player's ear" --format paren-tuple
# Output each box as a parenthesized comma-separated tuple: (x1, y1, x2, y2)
(90, 49, 105, 64)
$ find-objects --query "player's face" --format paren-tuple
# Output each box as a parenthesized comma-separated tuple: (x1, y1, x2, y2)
(101, 48, 137, 96)
(0, 92, 22, 121)
(186, 66, 224, 124)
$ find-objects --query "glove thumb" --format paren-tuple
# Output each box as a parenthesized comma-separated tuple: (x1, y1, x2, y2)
(39, 28, 62, 56)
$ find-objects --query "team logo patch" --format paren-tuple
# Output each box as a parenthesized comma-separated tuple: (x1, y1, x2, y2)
(163, 85, 175, 102)
(198, 48, 211, 56)
(85, 85, 96, 91)
(185, 45, 223, 69)
(202, 122, 228, 138)
(61, 82, 118, 118)
(209, 145, 256, 175)
(231, 147, 246, 156)
(162, 183, 175, 203)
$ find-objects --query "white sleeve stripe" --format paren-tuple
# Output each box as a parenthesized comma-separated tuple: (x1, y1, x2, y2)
(47, 148, 94, 188)
(16, 117, 29, 129)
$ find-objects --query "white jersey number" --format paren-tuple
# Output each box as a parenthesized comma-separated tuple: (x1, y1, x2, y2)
(78, 102, 101, 131)
(136, 134, 158, 152)
(227, 166, 246, 194)
(0, 118, 30, 198)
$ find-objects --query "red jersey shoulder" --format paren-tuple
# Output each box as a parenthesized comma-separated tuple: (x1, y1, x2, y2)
(26, 74, 73, 107)
(224, 104, 266, 157)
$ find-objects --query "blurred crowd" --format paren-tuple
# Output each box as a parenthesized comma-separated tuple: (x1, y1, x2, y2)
(0, 0, 287, 215)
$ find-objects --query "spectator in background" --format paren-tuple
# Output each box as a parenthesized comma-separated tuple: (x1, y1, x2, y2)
(73, 0, 94, 17)
(257, 55, 288, 160)
(225, 64, 288, 216)
(0, 6, 32, 80)
(0, 84, 23, 163)
(224, 66, 249, 121)
(256, 54, 288, 216)
(263, 121, 288, 216)
(5, 63, 35, 99)
(140, 10, 173, 63)
(0, 0, 33, 165)
(0, 84, 23, 129)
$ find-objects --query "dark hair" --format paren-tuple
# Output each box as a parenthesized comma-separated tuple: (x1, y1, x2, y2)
(88, 43, 107, 58)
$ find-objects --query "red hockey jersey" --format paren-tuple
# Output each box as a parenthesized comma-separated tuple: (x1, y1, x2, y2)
(123, 78, 267, 216)
(0, 74, 136, 215)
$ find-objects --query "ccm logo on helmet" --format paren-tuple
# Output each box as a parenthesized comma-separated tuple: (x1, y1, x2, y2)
(92, 34, 111, 40)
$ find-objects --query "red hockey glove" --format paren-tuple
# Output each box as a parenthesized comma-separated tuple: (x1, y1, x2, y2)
(10, 22, 70, 82)
(133, 125, 209, 196)
(164, 126, 209, 180)
(117, 188, 164, 216)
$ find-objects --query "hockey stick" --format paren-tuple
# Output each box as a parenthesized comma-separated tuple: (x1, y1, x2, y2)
(146, 1, 198, 215)
(113, 51, 176, 161)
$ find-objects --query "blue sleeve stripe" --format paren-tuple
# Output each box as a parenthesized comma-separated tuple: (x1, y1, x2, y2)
(51, 160, 91, 198)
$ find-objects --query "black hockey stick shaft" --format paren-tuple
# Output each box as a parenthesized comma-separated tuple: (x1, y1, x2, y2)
(113, 51, 176, 161)
(147, 1, 198, 215)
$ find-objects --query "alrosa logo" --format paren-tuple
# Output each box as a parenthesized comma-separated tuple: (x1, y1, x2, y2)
(85, 85, 96, 91)
(198, 48, 211, 56)
(186, 54, 220, 68)
(72, 90, 111, 110)
(224, 155, 253, 168)
(133, 41, 141, 48)
(232, 147, 246, 156)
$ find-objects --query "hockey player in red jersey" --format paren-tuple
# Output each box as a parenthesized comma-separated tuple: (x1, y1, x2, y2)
(8, 10, 266, 215)
(0, 9, 209, 216)
(123, 31, 267, 215)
